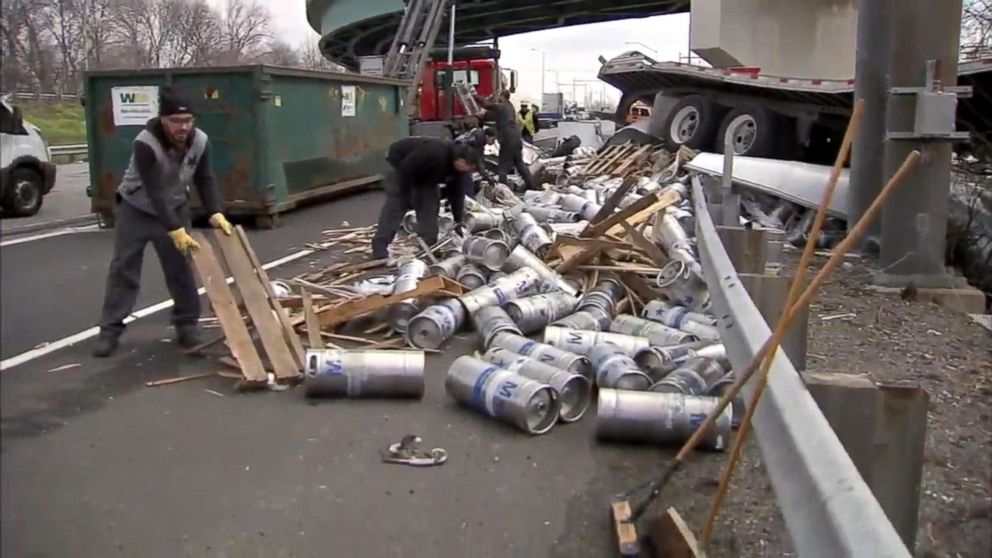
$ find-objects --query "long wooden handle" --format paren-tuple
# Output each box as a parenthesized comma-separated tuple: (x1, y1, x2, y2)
(699, 100, 864, 544)
(675, 149, 921, 463)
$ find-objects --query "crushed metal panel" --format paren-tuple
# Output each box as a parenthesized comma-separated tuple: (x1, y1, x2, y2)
(686, 153, 850, 220)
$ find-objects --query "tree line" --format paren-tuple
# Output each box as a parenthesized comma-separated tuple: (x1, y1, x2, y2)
(0, 0, 340, 96)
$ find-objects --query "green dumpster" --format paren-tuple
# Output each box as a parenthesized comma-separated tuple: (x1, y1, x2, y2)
(83, 65, 409, 228)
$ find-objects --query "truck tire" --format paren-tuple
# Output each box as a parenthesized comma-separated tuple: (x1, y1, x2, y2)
(716, 106, 792, 159)
(3, 167, 44, 217)
(661, 95, 722, 151)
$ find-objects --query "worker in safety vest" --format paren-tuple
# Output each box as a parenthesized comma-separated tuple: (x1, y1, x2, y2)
(371, 137, 479, 260)
(93, 87, 232, 358)
(518, 103, 538, 144)
(474, 90, 537, 191)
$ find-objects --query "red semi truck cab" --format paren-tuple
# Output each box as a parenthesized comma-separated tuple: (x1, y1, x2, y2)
(416, 46, 517, 127)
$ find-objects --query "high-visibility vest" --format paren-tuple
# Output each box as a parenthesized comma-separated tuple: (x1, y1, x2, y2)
(519, 109, 536, 135)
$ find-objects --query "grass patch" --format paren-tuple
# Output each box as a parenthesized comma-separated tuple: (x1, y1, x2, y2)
(17, 100, 86, 146)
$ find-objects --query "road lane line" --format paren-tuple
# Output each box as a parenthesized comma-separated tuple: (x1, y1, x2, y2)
(0, 225, 100, 247)
(0, 247, 316, 372)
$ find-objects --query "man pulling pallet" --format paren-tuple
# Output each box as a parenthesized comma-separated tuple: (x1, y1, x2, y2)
(93, 87, 233, 358)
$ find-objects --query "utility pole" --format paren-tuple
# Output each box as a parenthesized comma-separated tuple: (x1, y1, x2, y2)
(877, 0, 967, 290)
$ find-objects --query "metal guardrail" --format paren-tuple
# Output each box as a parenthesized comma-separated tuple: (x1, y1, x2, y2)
(4, 91, 80, 101)
(691, 178, 911, 556)
(50, 144, 87, 156)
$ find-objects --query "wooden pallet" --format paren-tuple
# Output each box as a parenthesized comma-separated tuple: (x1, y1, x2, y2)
(192, 226, 303, 385)
(579, 143, 652, 177)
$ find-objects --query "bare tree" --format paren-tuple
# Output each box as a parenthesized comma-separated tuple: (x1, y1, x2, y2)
(961, 0, 992, 60)
(1, 0, 57, 92)
(298, 38, 345, 72)
(220, 0, 269, 64)
(254, 40, 300, 67)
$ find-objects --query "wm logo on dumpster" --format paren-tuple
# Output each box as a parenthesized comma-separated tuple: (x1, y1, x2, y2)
(119, 91, 151, 103)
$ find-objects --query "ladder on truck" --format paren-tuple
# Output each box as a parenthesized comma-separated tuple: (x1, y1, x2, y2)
(383, 0, 450, 112)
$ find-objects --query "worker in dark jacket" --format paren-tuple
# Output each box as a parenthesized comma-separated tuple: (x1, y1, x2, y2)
(371, 137, 478, 259)
(475, 90, 537, 191)
(454, 126, 497, 186)
(93, 87, 232, 358)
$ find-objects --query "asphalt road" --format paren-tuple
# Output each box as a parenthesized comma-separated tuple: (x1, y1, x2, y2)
(0, 191, 714, 557)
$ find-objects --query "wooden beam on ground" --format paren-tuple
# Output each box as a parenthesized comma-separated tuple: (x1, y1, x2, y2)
(650, 507, 701, 558)
(612, 145, 652, 176)
(190, 234, 267, 384)
(609, 498, 641, 557)
(233, 226, 306, 366)
(215, 231, 300, 381)
(315, 275, 464, 328)
(301, 289, 323, 349)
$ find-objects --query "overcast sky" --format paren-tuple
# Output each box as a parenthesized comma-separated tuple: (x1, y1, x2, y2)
(234, 1, 691, 106)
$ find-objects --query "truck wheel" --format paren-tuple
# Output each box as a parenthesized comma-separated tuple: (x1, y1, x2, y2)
(3, 167, 44, 217)
(662, 95, 722, 151)
(717, 106, 792, 159)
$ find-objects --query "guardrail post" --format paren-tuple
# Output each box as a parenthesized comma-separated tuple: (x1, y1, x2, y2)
(716, 227, 783, 275)
(802, 372, 929, 551)
(737, 272, 808, 369)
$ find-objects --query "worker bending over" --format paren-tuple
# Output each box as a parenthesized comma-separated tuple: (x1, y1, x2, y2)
(94, 87, 232, 358)
(371, 137, 479, 260)
(454, 126, 497, 188)
(475, 91, 536, 191)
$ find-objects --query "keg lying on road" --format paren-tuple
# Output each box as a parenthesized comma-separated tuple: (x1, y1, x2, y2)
(634, 341, 726, 380)
(588, 345, 652, 390)
(707, 372, 745, 428)
(491, 333, 593, 380)
(406, 298, 466, 350)
(462, 236, 510, 271)
(596, 389, 731, 451)
(458, 267, 543, 314)
(543, 326, 650, 357)
(642, 299, 718, 327)
(505, 292, 579, 334)
(648, 357, 726, 395)
(428, 254, 467, 278)
(482, 347, 591, 422)
(446, 356, 560, 435)
(455, 263, 487, 289)
(472, 306, 523, 349)
(510, 211, 553, 259)
(610, 315, 698, 346)
(657, 259, 710, 311)
(503, 245, 579, 297)
(550, 308, 611, 332)
(304, 349, 425, 398)
(464, 211, 502, 233)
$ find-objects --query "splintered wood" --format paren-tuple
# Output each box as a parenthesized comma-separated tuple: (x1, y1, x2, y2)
(191, 226, 303, 385)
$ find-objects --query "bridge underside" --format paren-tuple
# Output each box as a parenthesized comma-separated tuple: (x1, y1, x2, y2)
(307, 0, 690, 68)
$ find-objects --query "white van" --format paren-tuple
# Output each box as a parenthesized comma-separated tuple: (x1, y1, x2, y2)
(1, 95, 56, 216)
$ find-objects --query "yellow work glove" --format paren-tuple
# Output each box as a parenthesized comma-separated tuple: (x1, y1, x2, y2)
(209, 213, 233, 236)
(168, 228, 200, 254)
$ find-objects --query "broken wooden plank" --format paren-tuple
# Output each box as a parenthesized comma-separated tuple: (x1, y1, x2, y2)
(612, 145, 652, 176)
(620, 220, 669, 267)
(315, 275, 464, 328)
(650, 507, 701, 558)
(233, 226, 306, 367)
(610, 498, 641, 557)
(145, 372, 217, 387)
(191, 234, 268, 384)
(583, 176, 639, 232)
(215, 230, 300, 381)
(585, 189, 680, 238)
(556, 243, 608, 274)
(301, 289, 323, 350)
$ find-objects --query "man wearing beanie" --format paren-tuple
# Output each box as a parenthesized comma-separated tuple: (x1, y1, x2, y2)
(93, 86, 233, 358)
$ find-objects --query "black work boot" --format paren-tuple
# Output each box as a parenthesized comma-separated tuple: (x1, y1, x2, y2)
(92, 332, 120, 358)
(176, 324, 204, 350)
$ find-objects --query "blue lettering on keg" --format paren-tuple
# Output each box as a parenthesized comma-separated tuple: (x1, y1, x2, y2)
(471, 366, 498, 411)
(324, 358, 344, 376)
(689, 412, 707, 428)
(566, 331, 583, 345)
(538, 353, 555, 364)
(494, 288, 508, 305)
(492, 380, 517, 416)
(519, 341, 535, 355)
(671, 307, 689, 327)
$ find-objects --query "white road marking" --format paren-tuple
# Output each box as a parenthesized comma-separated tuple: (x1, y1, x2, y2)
(0, 224, 101, 247)
(0, 247, 316, 372)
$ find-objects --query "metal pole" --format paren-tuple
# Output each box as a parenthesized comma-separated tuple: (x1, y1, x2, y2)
(446, 2, 456, 122)
(541, 50, 546, 99)
(877, 0, 963, 287)
(447, 3, 455, 65)
(849, 0, 893, 250)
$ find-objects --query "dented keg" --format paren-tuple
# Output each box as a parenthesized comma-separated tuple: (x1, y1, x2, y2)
(458, 267, 543, 314)
(511, 212, 553, 258)
(503, 245, 578, 296)
(657, 260, 710, 311)
(304, 349, 425, 398)
(446, 356, 560, 434)
(429, 254, 467, 278)
(464, 211, 502, 233)
(505, 292, 579, 334)
(491, 333, 593, 380)
(482, 347, 592, 422)
(455, 263, 487, 289)
(588, 345, 652, 390)
(543, 326, 650, 357)
(472, 306, 523, 349)
(462, 236, 510, 271)
(642, 300, 718, 327)
(610, 315, 698, 346)
(389, 259, 428, 333)
(596, 389, 732, 451)
(406, 299, 466, 350)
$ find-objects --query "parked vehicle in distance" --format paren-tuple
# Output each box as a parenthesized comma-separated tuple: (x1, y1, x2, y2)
(0, 94, 56, 217)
